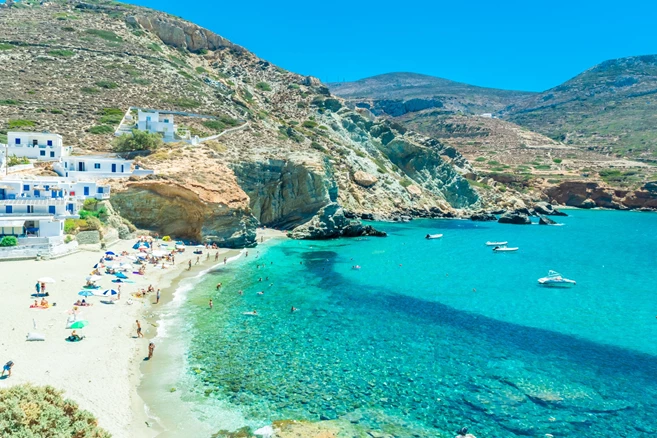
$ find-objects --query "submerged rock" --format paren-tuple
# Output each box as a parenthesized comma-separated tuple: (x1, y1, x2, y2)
(498, 211, 531, 225)
(289, 203, 386, 240)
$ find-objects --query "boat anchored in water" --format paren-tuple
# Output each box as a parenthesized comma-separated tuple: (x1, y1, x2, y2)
(486, 241, 508, 246)
(492, 246, 518, 252)
(426, 234, 443, 239)
(538, 270, 576, 287)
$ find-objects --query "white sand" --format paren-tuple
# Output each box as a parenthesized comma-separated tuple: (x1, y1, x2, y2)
(0, 238, 244, 437)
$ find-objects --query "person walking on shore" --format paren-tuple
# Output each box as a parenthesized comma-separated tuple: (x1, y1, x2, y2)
(136, 320, 143, 338)
(156, 289, 161, 304)
(209, 299, 213, 309)
(2, 360, 14, 378)
(188, 260, 192, 271)
(195, 256, 200, 265)
(35, 282, 41, 295)
(148, 342, 155, 360)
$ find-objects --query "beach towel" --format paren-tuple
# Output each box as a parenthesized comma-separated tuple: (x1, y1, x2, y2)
(26, 332, 45, 341)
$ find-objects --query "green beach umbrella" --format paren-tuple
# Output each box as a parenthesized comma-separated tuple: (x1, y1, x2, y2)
(68, 320, 88, 329)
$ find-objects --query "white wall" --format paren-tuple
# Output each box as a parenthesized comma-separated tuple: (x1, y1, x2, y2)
(39, 219, 64, 238)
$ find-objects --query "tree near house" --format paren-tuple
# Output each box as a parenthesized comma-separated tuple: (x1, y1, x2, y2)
(113, 129, 162, 152)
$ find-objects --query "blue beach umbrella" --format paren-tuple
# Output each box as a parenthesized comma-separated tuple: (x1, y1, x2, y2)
(105, 251, 116, 256)
(78, 291, 95, 297)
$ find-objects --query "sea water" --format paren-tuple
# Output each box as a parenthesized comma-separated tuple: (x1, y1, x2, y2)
(154, 210, 657, 437)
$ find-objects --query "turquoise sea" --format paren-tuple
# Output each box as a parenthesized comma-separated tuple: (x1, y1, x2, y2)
(151, 210, 657, 437)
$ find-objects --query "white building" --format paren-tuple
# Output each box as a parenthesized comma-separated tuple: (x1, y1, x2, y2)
(54, 156, 153, 180)
(137, 110, 175, 141)
(5, 132, 71, 161)
(0, 177, 110, 239)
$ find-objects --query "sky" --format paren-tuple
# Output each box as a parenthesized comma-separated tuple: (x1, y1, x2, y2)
(123, 0, 657, 92)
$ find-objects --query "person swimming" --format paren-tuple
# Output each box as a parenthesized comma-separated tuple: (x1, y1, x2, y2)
(257, 291, 264, 295)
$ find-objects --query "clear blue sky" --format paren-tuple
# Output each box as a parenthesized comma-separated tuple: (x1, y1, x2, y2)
(123, 0, 657, 92)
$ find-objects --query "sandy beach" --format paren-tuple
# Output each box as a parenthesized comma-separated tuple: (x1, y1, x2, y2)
(0, 231, 283, 437)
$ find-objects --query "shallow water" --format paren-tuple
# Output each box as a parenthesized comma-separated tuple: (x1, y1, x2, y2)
(154, 210, 657, 436)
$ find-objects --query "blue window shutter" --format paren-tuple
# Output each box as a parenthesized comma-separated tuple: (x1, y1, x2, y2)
(48, 205, 55, 214)
(15, 138, 20, 145)
(23, 185, 29, 191)
(47, 140, 53, 146)
(6, 206, 12, 213)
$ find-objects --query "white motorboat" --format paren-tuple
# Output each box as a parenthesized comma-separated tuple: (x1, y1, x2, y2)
(492, 246, 518, 252)
(486, 241, 508, 246)
(538, 270, 576, 287)
(425, 234, 443, 239)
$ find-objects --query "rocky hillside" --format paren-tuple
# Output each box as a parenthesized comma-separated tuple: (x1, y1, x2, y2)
(0, 0, 480, 245)
(329, 72, 533, 116)
(504, 55, 657, 160)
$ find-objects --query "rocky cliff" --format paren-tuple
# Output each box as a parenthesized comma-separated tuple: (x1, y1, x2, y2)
(0, 0, 482, 245)
(546, 181, 657, 210)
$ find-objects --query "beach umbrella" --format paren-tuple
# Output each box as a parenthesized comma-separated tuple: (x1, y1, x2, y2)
(97, 289, 118, 297)
(67, 320, 88, 329)
(78, 291, 95, 297)
(86, 275, 102, 282)
(105, 251, 116, 256)
(37, 277, 56, 283)
(152, 250, 166, 257)
(126, 255, 137, 261)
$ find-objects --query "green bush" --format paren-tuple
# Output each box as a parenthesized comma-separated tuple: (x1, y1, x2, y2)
(0, 236, 18, 247)
(148, 42, 163, 52)
(553, 158, 563, 164)
(8, 119, 36, 129)
(195, 66, 207, 74)
(0, 384, 110, 437)
(113, 129, 162, 152)
(87, 125, 114, 135)
(48, 49, 74, 57)
(83, 198, 99, 211)
(7, 155, 30, 167)
(310, 142, 326, 153)
(166, 97, 201, 109)
(133, 78, 152, 85)
(302, 120, 318, 129)
(0, 99, 19, 105)
(202, 120, 226, 132)
(0, 43, 14, 50)
(85, 29, 122, 42)
(475, 157, 487, 162)
(81, 87, 100, 94)
(64, 219, 77, 234)
(399, 178, 413, 188)
(50, 109, 64, 114)
(95, 81, 118, 89)
(256, 82, 272, 91)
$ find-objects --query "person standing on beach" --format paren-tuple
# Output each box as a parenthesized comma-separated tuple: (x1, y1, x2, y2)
(35, 282, 41, 295)
(209, 299, 213, 309)
(117, 285, 121, 301)
(223, 257, 227, 265)
(215, 252, 219, 261)
(188, 260, 192, 270)
(156, 289, 161, 304)
(216, 283, 222, 291)
(41, 282, 46, 295)
(136, 320, 143, 338)
(148, 342, 155, 360)
(195, 256, 200, 265)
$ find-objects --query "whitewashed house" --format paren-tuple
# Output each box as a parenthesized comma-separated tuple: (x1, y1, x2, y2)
(0, 177, 110, 239)
(54, 156, 153, 179)
(6, 132, 72, 161)
(137, 110, 175, 141)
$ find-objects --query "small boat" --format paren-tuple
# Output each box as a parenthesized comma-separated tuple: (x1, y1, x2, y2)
(538, 270, 576, 287)
(243, 311, 258, 316)
(486, 241, 508, 246)
(493, 246, 518, 252)
(425, 234, 443, 240)
(352, 265, 361, 270)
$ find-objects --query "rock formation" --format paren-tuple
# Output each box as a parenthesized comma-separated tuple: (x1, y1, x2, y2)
(352, 170, 378, 188)
(288, 203, 386, 240)
(546, 181, 657, 210)
(470, 212, 497, 221)
(533, 201, 567, 216)
(538, 215, 557, 225)
(498, 211, 531, 225)
(110, 177, 257, 247)
(126, 14, 242, 53)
